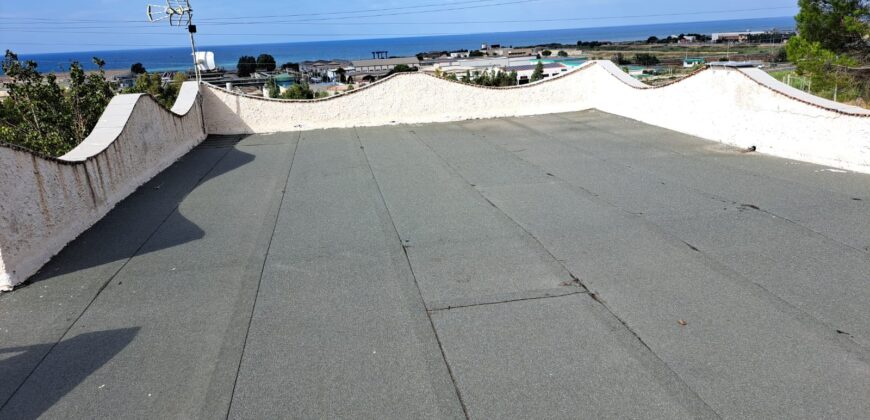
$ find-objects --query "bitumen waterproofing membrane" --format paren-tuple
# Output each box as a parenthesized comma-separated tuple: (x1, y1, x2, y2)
(1, 110, 870, 419)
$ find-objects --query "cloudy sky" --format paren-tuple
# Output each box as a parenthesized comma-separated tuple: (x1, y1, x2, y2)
(0, 0, 799, 53)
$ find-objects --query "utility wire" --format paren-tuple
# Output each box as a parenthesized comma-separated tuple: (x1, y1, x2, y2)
(0, 5, 798, 30)
(0, 0, 542, 25)
(0, 0, 515, 23)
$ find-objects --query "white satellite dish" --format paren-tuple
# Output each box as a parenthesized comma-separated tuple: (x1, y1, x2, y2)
(195, 51, 215, 71)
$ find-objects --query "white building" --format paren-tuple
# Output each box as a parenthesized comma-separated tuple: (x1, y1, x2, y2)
(350, 57, 420, 73)
(505, 63, 568, 84)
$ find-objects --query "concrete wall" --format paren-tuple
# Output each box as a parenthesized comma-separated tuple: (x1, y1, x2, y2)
(0, 82, 206, 291)
(3, 62, 869, 289)
(202, 61, 870, 174)
(201, 65, 597, 134)
(585, 61, 870, 173)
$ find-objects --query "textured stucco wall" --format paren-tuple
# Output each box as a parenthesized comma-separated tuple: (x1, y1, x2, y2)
(3, 62, 870, 289)
(584, 61, 870, 173)
(201, 65, 596, 134)
(202, 61, 870, 174)
(0, 82, 206, 290)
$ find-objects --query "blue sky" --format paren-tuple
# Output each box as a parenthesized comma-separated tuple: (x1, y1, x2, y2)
(1, 0, 799, 54)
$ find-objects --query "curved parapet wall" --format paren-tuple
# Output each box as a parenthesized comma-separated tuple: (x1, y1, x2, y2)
(0, 82, 206, 291)
(585, 60, 870, 173)
(201, 64, 598, 134)
(202, 60, 870, 174)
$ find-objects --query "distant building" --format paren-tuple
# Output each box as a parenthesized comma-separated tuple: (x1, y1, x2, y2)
(428, 56, 537, 70)
(677, 35, 697, 44)
(683, 58, 706, 68)
(350, 57, 420, 74)
(712, 32, 763, 43)
(300, 60, 351, 74)
(505, 62, 568, 84)
(114, 72, 138, 89)
(624, 65, 646, 77)
(274, 73, 295, 92)
(532, 57, 588, 67)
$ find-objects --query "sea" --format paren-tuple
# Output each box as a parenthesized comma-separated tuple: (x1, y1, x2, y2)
(12, 16, 795, 73)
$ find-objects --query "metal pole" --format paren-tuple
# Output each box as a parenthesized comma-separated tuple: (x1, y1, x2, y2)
(188, 26, 201, 84)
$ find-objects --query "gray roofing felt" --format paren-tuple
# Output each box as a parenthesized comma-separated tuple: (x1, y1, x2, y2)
(1, 111, 870, 419)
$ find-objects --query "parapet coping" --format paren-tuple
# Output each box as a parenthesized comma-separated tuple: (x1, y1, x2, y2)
(208, 60, 869, 117)
(203, 61, 599, 102)
(0, 81, 203, 163)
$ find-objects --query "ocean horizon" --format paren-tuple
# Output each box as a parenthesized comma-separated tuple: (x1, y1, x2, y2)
(11, 16, 795, 73)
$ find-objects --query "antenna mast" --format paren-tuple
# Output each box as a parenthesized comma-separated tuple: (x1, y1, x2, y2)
(147, 0, 201, 83)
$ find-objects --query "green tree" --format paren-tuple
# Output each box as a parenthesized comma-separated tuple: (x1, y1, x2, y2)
(557, 50, 568, 57)
(129, 73, 162, 98)
(469, 50, 485, 57)
(788, 0, 870, 101)
(386, 64, 418, 76)
(634, 53, 660, 66)
(257, 54, 277, 72)
(130, 62, 146, 74)
(237, 56, 257, 77)
(125, 72, 187, 108)
(613, 53, 632, 65)
(796, 0, 869, 52)
(336, 67, 347, 83)
(1, 50, 114, 156)
(530, 62, 545, 82)
(265, 78, 280, 98)
(279, 82, 320, 100)
(541, 50, 553, 57)
(280, 62, 300, 72)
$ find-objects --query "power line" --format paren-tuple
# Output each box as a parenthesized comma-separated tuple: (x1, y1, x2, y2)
(0, 0, 542, 24)
(200, 5, 799, 25)
(4, 30, 460, 37)
(0, 5, 798, 30)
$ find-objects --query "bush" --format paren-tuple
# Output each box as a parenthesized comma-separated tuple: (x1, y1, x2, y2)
(278, 82, 328, 100)
(613, 53, 632, 65)
(280, 62, 300, 72)
(634, 53, 660, 66)
(131, 63, 146, 74)
(468, 70, 518, 87)
(265, 78, 280, 98)
(557, 50, 568, 57)
(124, 72, 187, 109)
(1, 50, 114, 157)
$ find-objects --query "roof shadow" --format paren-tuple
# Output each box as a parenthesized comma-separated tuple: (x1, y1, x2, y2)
(0, 327, 140, 419)
(23, 136, 254, 286)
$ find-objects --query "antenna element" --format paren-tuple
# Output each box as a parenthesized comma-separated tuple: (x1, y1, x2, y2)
(146, 0, 201, 83)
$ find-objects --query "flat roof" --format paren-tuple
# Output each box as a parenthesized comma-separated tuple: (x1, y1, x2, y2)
(506, 63, 565, 71)
(3, 112, 870, 418)
(351, 57, 420, 67)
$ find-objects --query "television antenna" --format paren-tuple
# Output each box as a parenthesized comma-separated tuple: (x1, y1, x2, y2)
(147, 0, 201, 83)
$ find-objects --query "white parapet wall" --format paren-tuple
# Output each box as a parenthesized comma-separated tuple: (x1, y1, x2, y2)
(201, 65, 597, 133)
(202, 60, 870, 173)
(0, 82, 206, 291)
(584, 61, 870, 173)
(3, 63, 870, 289)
